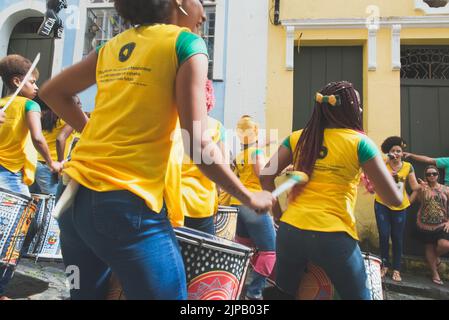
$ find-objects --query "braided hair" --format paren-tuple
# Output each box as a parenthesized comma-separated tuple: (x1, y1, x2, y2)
(293, 81, 363, 177)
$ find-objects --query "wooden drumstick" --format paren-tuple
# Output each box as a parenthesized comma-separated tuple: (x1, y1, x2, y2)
(51, 175, 79, 219)
(272, 171, 309, 198)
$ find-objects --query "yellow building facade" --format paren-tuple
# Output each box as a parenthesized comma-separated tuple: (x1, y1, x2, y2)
(266, 0, 449, 252)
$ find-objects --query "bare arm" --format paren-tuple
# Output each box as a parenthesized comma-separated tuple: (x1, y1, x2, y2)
(26, 112, 62, 173)
(408, 170, 420, 191)
(362, 155, 403, 207)
(39, 52, 96, 132)
(409, 189, 421, 204)
(253, 153, 266, 178)
(403, 152, 436, 165)
(0, 110, 5, 124)
(176, 54, 274, 211)
(56, 124, 74, 162)
(260, 145, 293, 220)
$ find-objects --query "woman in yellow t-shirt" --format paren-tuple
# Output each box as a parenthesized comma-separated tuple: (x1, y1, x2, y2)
(374, 136, 419, 282)
(40, 0, 274, 300)
(261, 81, 402, 300)
(29, 96, 74, 195)
(231, 115, 277, 300)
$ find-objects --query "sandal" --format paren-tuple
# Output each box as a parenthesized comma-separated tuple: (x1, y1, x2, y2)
(392, 270, 402, 282)
(433, 278, 444, 286)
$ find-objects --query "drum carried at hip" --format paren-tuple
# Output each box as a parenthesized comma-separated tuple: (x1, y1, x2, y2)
(24, 194, 62, 261)
(107, 226, 254, 300)
(0, 188, 36, 269)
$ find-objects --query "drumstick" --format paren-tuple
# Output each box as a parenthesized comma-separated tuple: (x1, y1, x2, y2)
(272, 171, 309, 198)
(2, 53, 40, 112)
(51, 176, 79, 219)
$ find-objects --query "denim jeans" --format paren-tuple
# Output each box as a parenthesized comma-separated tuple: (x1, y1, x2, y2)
(0, 165, 30, 196)
(374, 201, 407, 271)
(29, 162, 59, 195)
(235, 205, 276, 299)
(184, 216, 216, 235)
(276, 222, 371, 300)
(58, 185, 187, 300)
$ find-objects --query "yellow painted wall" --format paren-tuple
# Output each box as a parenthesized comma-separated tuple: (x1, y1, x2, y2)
(266, 0, 449, 251)
(281, 0, 421, 19)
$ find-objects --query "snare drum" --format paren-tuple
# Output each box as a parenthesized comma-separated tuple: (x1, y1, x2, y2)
(0, 188, 35, 267)
(106, 227, 254, 300)
(214, 206, 238, 241)
(25, 194, 62, 261)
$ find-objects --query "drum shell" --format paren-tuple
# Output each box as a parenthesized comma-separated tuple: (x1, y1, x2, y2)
(214, 206, 238, 241)
(25, 194, 62, 261)
(0, 188, 35, 267)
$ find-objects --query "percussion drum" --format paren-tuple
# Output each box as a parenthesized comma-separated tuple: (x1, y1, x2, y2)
(214, 206, 238, 241)
(0, 188, 35, 268)
(25, 194, 62, 261)
(106, 227, 254, 300)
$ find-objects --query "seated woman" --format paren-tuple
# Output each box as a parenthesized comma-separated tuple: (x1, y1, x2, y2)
(411, 165, 449, 285)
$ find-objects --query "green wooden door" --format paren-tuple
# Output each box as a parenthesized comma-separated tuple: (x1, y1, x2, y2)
(401, 80, 449, 257)
(3, 17, 54, 96)
(293, 46, 363, 130)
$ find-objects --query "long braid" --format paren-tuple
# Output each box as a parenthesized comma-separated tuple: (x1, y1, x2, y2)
(290, 81, 363, 199)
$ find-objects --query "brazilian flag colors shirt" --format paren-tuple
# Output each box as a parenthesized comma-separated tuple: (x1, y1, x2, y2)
(64, 24, 208, 213)
(281, 128, 379, 240)
(0, 96, 40, 173)
(230, 146, 265, 206)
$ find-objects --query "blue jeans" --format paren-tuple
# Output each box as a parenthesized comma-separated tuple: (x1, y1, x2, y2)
(0, 165, 30, 196)
(374, 201, 407, 271)
(276, 222, 371, 300)
(29, 162, 59, 195)
(184, 216, 215, 235)
(235, 205, 276, 299)
(58, 185, 187, 300)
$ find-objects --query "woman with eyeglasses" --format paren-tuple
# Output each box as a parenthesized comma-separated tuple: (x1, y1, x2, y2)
(410, 166, 449, 285)
(374, 136, 420, 282)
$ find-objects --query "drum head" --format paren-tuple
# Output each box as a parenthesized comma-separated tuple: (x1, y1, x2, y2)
(175, 227, 252, 255)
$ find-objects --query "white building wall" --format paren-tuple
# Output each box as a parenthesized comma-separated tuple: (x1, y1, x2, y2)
(223, 0, 269, 131)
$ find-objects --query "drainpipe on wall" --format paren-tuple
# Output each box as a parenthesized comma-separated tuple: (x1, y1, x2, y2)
(274, 0, 281, 25)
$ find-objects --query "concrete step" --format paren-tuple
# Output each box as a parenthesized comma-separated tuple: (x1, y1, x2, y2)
(383, 272, 449, 300)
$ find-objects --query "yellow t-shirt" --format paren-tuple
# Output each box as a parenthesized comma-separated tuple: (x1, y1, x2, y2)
(181, 117, 224, 218)
(230, 146, 265, 206)
(37, 119, 68, 162)
(64, 24, 207, 213)
(281, 128, 379, 240)
(375, 161, 413, 211)
(0, 96, 39, 177)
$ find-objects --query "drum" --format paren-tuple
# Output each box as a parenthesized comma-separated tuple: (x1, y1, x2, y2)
(0, 188, 35, 268)
(214, 206, 238, 241)
(106, 226, 254, 300)
(269, 252, 383, 300)
(25, 194, 62, 261)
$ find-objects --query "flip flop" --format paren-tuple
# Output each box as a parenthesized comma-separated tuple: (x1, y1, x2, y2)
(433, 278, 444, 286)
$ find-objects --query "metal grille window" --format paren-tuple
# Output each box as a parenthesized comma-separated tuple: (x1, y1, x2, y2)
(83, 7, 129, 58)
(202, 4, 216, 79)
(401, 47, 449, 80)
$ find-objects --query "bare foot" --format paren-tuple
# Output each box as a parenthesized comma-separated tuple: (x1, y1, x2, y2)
(392, 270, 402, 282)
(432, 278, 444, 286)
(0, 296, 11, 300)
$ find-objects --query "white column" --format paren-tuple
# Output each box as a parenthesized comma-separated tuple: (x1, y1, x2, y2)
(286, 25, 295, 71)
(391, 24, 402, 71)
(367, 25, 379, 71)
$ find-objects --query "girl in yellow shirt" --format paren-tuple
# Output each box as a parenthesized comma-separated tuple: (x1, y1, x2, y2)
(231, 115, 277, 300)
(374, 136, 419, 282)
(261, 81, 402, 300)
(40, 0, 274, 300)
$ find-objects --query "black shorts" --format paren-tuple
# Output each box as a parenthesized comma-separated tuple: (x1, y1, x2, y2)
(417, 228, 449, 244)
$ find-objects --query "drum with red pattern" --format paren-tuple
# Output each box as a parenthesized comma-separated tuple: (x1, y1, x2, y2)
(175, 227, 253, 300)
